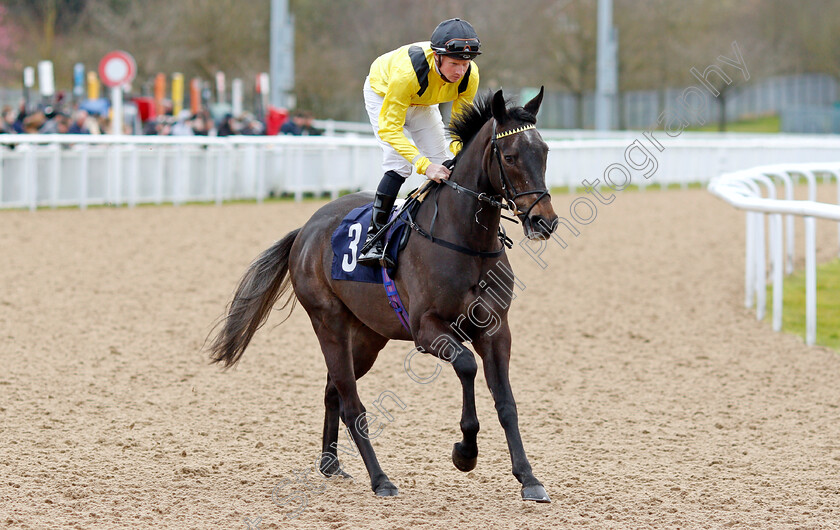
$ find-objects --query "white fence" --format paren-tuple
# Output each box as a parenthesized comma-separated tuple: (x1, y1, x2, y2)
(708, 163, 840, 345)
(0, 134, 383, 209)
(3, 133, 840, 210)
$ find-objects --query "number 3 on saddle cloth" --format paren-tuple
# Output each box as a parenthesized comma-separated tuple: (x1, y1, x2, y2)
(330, 200, 413, 332)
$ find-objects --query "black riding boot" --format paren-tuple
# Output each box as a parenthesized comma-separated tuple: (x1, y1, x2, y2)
(358, 190, 397, 268)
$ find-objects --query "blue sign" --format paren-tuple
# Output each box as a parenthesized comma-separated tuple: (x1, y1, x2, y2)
(73, 63, 84, 96)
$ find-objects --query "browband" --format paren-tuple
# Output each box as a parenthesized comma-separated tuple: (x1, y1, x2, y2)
(494, 124, 536, 139)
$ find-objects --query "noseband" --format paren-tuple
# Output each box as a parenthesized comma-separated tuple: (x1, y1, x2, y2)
(490, 121, 551, 220)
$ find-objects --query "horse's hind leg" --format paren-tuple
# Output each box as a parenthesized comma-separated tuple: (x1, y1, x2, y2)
(319, 377, 351, 478)
(319, 332, 386, 479)
(308, 308, 396, 496)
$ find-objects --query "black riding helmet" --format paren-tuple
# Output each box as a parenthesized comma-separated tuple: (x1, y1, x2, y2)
(430, 18, 481, 60)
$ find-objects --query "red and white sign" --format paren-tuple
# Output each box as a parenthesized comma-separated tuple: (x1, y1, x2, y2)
(98, 50, 136, 88)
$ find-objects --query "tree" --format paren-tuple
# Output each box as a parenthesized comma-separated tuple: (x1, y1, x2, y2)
(789, 0, 840, 79)
(0, 0, 837, 123)
(1, 0, 86, 59)
(0, 5, 19, 83)
(83, 0, 269, 83)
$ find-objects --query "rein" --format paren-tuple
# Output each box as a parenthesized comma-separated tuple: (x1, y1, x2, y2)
(402, 182, 509, 258)
(440, 179, 508, 211)
(405, 215, 508, 258)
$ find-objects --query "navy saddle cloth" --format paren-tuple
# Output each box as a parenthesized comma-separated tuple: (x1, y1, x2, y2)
(331, 202, 409, 284)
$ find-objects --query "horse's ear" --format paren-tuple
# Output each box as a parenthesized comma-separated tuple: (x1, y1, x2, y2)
(491, 89, 508, 124)
(524, 86, 544, 118)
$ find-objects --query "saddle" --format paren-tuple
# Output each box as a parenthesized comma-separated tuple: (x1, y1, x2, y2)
(330, 196, 422, 284)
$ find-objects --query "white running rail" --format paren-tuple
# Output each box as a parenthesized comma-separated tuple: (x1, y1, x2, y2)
(3, 133, 840, 210)
(0, 134, 386, 209)
(708, 163, 840, 345)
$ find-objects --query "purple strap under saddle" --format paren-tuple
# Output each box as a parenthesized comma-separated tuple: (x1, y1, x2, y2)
(381, 208, 411, 333)
(382, 267, 410, 333)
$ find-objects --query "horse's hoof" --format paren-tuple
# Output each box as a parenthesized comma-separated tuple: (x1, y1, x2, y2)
(374, 481, 399, 497)
(326, 468, 353, 480)
(319, 461, 353, 480)
(452, 443, 477, 472)
(521, 484, 551, 503)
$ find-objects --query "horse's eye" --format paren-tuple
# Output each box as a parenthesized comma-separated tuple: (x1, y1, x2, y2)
(504, 155, 515, 164)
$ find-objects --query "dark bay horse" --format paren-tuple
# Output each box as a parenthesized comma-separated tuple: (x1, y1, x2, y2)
(209, 88, 558, 502)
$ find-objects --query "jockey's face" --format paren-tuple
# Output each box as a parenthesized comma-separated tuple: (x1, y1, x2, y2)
(437, 55, 471, 83)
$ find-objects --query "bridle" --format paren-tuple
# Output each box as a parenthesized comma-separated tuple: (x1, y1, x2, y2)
(390, 119, 552, 258)
(439, 119, 550, 220)
(489, 121, 551, 220)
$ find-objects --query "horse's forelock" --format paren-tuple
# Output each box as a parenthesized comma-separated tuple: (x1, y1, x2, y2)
(508, 106, 537, 125)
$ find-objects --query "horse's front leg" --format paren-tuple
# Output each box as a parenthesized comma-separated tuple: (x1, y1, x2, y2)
(474, 327, 551, 503)
(450, 348, 480, 472)
(411, 312, 480, 472)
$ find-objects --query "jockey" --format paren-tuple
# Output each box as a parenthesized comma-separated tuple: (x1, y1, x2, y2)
(358, 18, 481, 267)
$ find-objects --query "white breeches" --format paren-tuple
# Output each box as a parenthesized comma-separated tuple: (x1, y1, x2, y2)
(363, 76, 450, 178)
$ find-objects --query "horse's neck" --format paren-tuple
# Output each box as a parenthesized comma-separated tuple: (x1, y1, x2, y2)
(422, 134, 501, 250)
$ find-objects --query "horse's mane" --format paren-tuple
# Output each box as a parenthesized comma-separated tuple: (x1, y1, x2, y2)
(448, 90, 537, 158)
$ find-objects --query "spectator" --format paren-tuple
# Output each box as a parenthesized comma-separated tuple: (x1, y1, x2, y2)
(24, 111, 46, 134)
(299, 111, 323, 136)
(67, 110, 90, 134)
(217, 113, 236, 137)
(171, 110, 195, 136)
(142, 115, 161, 135)
(0, 106, 17, 134)
(240, 114, 265, 136)
(280, 110, 305, 135)
(38, 107, 62, 134)
(55, 114, 71, 134)
(172, 110, 195, 136)
(84, 113, 102, 135)
(12, 101, 26, 133)
(97, 115, 111, 135)
(157, 116, 174, 136)
(191, 109, 213, 136)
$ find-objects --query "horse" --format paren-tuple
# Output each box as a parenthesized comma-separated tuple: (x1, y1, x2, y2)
(209, 87, 559, 503)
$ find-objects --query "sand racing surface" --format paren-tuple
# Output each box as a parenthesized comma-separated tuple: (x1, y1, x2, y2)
(3, 187, 840, 529)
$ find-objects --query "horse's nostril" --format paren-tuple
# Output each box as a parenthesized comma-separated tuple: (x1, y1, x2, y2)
(530, 215, 554, 234)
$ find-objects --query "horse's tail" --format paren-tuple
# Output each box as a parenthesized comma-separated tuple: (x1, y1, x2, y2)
(208, 228, 301, 368)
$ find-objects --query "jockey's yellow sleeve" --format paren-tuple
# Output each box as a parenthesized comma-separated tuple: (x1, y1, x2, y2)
(368, 42, 480, 175)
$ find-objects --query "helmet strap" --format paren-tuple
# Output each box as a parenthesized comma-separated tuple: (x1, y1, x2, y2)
(434, 54, 454, 84)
